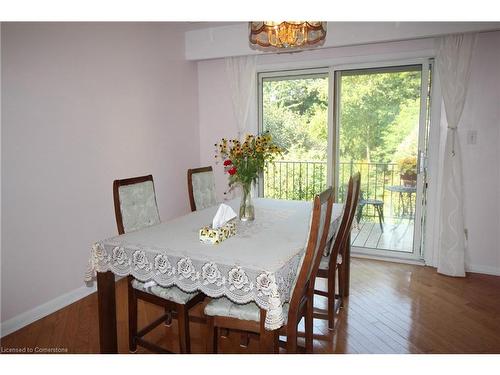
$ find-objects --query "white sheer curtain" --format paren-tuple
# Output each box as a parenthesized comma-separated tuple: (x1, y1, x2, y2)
(225, 55, 258, 138)
(435, 33, 477, 277)
(224, 55, 258, 199)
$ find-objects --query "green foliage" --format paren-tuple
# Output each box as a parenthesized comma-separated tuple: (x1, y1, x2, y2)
(263, 77, 327, 161)
(263, 71, 420, 166)
(262, 70, 421, 214)
(264, 161, 327, 201)
(397, 156, 417, 176)
(339, 71, 421, 162)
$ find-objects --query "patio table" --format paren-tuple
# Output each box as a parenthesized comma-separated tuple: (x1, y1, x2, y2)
(86, 198, 345, 353)
(385, 185, 417, 217)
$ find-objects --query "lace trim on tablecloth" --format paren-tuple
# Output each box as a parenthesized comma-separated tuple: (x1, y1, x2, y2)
(85, 241, 303, 330)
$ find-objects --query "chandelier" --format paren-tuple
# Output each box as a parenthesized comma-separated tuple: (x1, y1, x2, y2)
(249, 21, 327, 51)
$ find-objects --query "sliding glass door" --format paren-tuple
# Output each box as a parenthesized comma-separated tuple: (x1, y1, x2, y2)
(334, 63, 431, 257)
(258, 61, 432, 259)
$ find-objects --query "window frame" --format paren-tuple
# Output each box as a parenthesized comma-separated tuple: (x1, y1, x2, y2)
(257, 68, 331, 198)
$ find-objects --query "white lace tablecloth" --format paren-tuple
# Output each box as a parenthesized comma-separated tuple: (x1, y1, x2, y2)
(86, 198, 343, 330)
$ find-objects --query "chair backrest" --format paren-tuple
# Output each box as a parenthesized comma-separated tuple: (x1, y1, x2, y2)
(289, 187, 334, 312)
(327, 172, 361, 268)
(113, 174, 160, 235)
(187, 166, 217, 212)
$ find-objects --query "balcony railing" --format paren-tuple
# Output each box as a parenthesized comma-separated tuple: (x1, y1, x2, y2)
(263, 160, 417, 220)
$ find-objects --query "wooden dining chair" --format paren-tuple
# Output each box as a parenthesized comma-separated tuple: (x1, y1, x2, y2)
(187, 166, 217, 211)
(113, 174, 205, 354)
(204, 187, 334, 354)
(313, 173, 361, 330)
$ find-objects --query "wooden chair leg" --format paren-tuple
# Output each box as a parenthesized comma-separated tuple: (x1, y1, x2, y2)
(338, 265, 345, 307)
(177, 305, 190, 354)
(240, 332, 250, 347)
(305, 297, 314, 353)
(260, 329, 279, 354)
(327, 267, 336, 330)
(127, 276, 138, 353)
(274, 332, 279, 353)
(205, 316, 217, 354)
(164, 308, 172, 327)
(343, 238, 351, 297)
(285, 325, 298, 354)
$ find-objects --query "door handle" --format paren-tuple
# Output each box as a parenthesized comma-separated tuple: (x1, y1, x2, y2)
(417, 150, 426, 174)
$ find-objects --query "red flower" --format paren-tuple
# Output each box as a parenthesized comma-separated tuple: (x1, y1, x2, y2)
(223, 159, 233, 166)
(227, 167, 237, 175)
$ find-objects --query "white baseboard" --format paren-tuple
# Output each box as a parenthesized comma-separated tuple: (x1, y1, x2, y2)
(0, 284, 97, 338)
(351, 248, 426, 266)
(466, 264, 500, 276)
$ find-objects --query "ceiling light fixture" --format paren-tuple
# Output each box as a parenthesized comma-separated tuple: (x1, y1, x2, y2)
(249, 21, 327, 51)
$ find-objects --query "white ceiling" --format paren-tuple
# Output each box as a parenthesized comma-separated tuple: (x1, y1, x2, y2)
(185, 22, 500, 60)
(175, 22, 244, 32)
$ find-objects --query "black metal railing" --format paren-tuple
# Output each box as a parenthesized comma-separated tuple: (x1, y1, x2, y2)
(263, 160, 416, 220)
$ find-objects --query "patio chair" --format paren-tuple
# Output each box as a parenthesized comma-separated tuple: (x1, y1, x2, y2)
(356, 191, 384, 232)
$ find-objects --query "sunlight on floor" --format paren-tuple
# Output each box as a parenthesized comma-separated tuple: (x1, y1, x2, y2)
(351, 218, 414, 252)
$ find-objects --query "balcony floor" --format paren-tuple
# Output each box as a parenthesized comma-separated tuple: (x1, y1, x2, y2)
(351, 218, 415, 253)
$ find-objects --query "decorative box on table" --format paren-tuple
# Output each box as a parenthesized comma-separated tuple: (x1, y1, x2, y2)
(199, 221, 236, 244)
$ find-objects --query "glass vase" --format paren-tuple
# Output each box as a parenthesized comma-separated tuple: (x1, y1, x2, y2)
(239, 182, 255, 222)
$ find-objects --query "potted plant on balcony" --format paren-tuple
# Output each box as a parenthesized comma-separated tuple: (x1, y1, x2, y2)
(397, 156, 417, 187)
(215, 133, 282, 221)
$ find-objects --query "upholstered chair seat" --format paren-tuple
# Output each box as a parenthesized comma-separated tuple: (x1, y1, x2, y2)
(132, 280, 198, 305)
(204, 297, 289, 323)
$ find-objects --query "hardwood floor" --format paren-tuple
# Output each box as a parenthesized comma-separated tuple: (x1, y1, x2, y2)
(2, 258, 500, 354)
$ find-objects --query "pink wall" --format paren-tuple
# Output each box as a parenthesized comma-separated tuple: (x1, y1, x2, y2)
(1, 23, 199, 322)
(197, 33, 500, 275)
(459, 31, 500, 275)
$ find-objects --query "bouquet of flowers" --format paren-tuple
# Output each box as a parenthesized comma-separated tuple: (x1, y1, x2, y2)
(215, 132, 282, 220)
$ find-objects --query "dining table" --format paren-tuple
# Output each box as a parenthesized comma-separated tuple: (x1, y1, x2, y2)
(86, 197, 346, 353)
